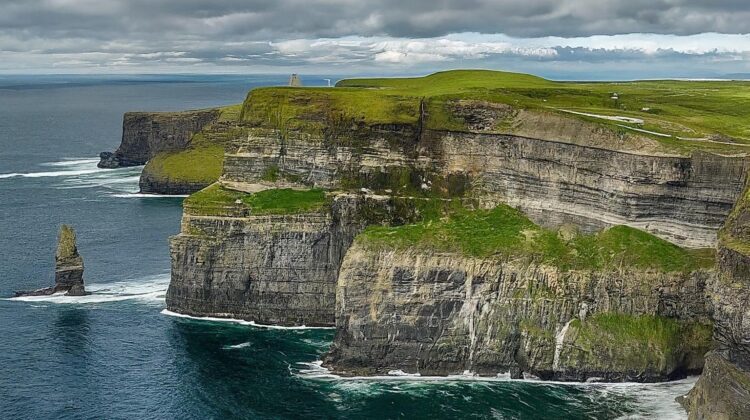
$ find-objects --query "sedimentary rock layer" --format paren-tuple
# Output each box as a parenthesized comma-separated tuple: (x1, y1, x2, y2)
(167, 193, 451, 326)
(681, 184, 750, 419)
(168, 211, 341, 326)
(325, 244, 713, 381)
(15, 224, 85, 297)
(222, 128, 749, 247)
(98, 109, 220, 168)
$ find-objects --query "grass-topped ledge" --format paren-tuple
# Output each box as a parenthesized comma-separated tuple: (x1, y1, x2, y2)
(357, 205, 715, 272)
(183, 183, 329, 217)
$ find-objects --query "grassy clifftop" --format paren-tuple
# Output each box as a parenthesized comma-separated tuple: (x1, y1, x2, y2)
(184, 183, 329, 216)
(240, 69, 750, 155)
(358, 204, 714, 272)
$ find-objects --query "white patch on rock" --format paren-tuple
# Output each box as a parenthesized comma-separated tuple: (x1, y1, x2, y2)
(553, 319, 574, 371)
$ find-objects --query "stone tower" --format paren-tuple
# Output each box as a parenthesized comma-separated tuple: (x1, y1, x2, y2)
(288, 73, 302, 87)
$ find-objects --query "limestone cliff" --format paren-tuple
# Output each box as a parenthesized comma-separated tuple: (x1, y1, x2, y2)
(680, 183, 750, 419)
(163, 75, 750, 391)
(98, 109, 220, 168)
(167, 190, 469, 326)
(222, 127, 749, 248)
(324, 243, 713, 381)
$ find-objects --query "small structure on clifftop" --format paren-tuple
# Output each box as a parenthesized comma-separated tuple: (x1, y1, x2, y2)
(14, 225, 86, 297)
(288, 73, 302, 87)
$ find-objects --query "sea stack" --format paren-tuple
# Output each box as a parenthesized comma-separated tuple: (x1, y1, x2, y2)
(55, 225, 85, 296)
(14, 225, 86, 297)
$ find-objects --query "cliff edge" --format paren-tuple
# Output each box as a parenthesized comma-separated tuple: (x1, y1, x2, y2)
(680, 183, 750, 419)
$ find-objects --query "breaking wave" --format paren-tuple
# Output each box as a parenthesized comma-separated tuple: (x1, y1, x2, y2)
(0, 157, 143, 194)
(161, 309, 336, 330)
(294, 361, 696, 419)
(6, 273, 170, 305)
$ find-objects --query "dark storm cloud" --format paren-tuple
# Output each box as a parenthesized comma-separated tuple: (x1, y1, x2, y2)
(2, 0, 749, 41)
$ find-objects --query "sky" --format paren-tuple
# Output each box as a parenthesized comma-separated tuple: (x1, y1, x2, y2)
(1, 0, 750, 79)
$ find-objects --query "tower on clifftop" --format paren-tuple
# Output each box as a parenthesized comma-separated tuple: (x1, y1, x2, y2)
(288, 73, 302, 87)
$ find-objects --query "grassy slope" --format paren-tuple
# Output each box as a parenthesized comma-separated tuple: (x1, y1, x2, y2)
(567, 313, 712, 372)
(240, 69, 750, 155)
(184, 183, 329, 216)
(144, 104, 242, 184)
(358, 205, 714, 272)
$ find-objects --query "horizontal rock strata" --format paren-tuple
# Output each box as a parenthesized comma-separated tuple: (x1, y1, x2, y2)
(325, 243, 713, 381)
(166, 193, 455, 326)
(221, 128, 749, 248)
(681, 183, 750, 419)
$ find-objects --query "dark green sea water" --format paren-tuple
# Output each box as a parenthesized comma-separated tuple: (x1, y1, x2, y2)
(0, 75, 694, 419)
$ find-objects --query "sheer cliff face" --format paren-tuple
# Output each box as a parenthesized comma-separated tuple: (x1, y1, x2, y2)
(113, 110, 220, 166)
(167, 212, 342, 326)
(221, 129, 749, 248)
(681, 187, 750, 419)
(325, 244, 713, 381)
(166, 194, 445, 326)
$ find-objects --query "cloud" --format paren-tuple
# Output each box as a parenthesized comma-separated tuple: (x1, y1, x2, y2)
(0, 1, 749, 75)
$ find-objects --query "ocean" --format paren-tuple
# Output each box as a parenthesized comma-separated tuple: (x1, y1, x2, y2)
(0, 75, 694, 419)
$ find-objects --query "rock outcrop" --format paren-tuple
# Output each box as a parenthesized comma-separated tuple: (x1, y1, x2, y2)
(222, 128, 749, 248)
(680, 185, 750, 419)
(98, 109, 220, 168)
(15, 225, 86, 297)
(324, 243, 713, 381)
(167, 192, 462, 326)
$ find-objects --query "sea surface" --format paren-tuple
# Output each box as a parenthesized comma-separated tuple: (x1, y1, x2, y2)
(0, 75, 694, 419)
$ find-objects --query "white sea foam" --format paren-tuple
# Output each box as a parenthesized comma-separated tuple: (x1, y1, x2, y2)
(6, 273, 170, 305)
(294, 361, 696, 419)
(0, 157, 143, 196)
(160, 309, 336, 330)
(111, 193, 189, 198)
(224, 342, 253, 350)
(40, 158, 100, 167)
(0, 168, 104, 179)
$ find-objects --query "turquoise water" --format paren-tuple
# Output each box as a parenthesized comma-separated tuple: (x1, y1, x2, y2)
(0, 76, 694, 419)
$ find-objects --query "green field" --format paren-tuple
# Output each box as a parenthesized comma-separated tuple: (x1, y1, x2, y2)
(240, 69, 750, 155)
(358, 204, 715, 272)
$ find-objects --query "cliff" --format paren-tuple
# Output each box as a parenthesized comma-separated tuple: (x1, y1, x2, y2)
(167, 186, 342, 326)
(99, 109, 220, 168)
(680, 183, 750, 419)
(324, 206, 714, 381)
(98, 105, 245, 194)
(167, 185, 467, 326)
(222, 126, 749, 248)
(164, 70, 750, 393)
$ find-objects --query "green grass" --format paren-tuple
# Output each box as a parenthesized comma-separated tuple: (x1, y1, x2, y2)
(568, 314, 713, 370)
(56, 224, 77, 260)
(184, 184, 329, 216)
(218, 104, 242, 122)
(358, 205, 713, 272)
(145, 142, 224, 184)
(143, 113, 248, 184)
(239, 69, 750, 155)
